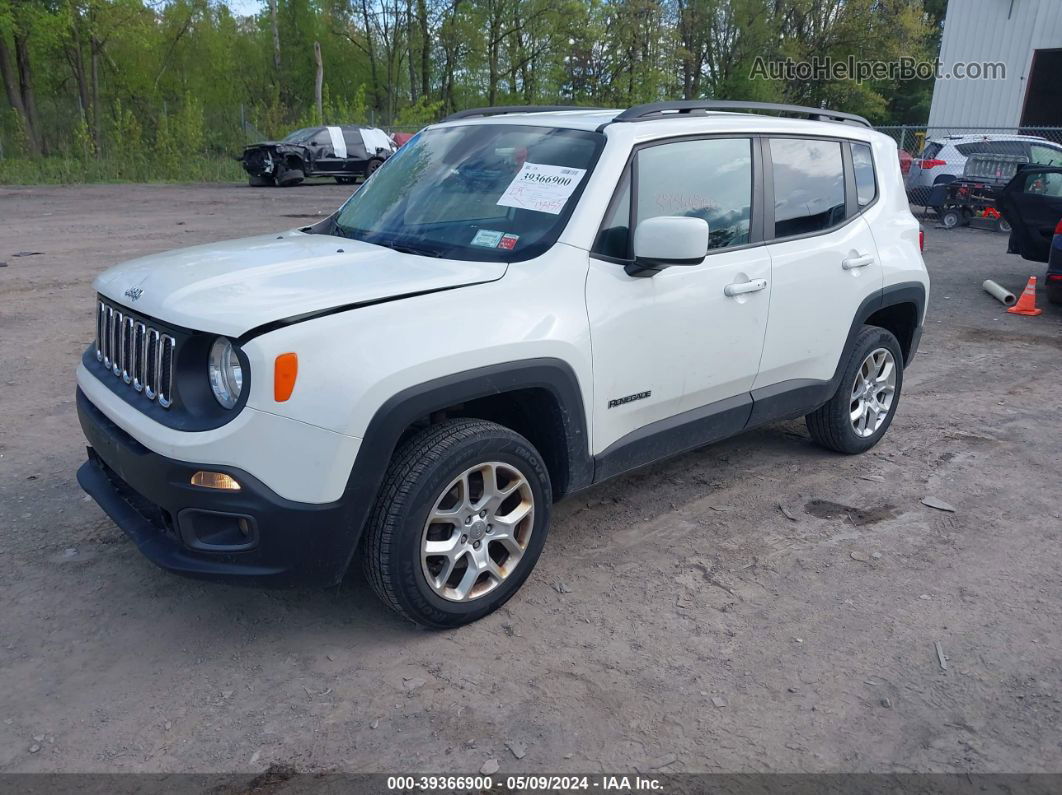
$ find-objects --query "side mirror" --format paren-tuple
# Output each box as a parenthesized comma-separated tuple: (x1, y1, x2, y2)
(628, 216, 708, 276)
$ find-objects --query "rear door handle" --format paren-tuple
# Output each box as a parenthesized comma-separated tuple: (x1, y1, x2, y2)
(842, 253, 875, 270)
(724, 278, 768, 297)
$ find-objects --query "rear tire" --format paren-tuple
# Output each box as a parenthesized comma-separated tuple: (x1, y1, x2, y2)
(806, 326, 904, 455)
(363, 419, 552, 628)
(1047, 284, 1062, 306)
(248, 174, 275, 187)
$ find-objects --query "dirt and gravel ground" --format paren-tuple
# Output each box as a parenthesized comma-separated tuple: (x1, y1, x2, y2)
(1, 183, 1060, 776)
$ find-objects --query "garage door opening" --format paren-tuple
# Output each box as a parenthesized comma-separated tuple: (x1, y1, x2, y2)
(1020, 48, 1062, 128)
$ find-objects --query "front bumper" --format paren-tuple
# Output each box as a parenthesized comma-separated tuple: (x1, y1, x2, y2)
(76, 389, 357, 586)
(241, 150, 275, 177)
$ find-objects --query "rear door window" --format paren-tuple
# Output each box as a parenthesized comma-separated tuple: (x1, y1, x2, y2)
(769, 138, 846, 238)
(1023, 171, 1062, 197)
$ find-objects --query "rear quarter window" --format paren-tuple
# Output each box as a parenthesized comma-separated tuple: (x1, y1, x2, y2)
(851, 143, 877, 207)
(920, 142, 943, 159)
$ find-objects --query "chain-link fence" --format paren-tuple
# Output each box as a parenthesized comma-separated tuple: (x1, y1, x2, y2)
(873, 125, 1062, 208)
(874, 126, 1062, 155)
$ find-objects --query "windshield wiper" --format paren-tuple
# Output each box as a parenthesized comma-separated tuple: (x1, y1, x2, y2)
(385, 242, 444, 258)
(328, 227, 446, 258)
(366, 236, 445, 258)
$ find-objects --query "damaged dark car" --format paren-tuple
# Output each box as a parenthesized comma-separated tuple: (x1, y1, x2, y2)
(240, 125, 397, 187)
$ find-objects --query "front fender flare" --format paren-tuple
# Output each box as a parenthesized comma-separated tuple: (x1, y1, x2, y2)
(333, 358, 592, 576)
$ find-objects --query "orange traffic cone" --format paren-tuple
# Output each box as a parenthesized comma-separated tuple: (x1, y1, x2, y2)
(1007, 276, 1043, 316)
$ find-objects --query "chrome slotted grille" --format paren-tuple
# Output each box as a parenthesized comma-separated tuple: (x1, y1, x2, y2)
(94, 298, 176, 409)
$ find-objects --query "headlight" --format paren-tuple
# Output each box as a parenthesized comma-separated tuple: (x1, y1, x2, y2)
(208, 337, 243, 409)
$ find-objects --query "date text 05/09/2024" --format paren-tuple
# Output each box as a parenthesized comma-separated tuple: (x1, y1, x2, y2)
(385, 774, 665, 791)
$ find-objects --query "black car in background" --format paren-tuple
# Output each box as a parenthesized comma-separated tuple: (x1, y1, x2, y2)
(998, 166, 1062, 305)
(240, 125, 396, 187)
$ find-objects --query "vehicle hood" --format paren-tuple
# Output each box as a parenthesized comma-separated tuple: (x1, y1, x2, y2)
(94, 231, 507, 337)
(246, 140, 304, 149)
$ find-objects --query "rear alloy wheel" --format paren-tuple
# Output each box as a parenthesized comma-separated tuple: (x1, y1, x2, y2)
(848, 348, 898, 438)
(365, 158, 383, 178)
(363, 418, 551, 628)
(806, 325, 904, 454)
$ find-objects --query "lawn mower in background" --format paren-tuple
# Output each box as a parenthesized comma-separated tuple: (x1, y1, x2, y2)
(927, 152, 1028, 232)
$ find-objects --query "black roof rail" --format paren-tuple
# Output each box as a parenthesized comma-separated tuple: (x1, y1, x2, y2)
(611, 100, 872, 128)
(443, 105, 607, 122)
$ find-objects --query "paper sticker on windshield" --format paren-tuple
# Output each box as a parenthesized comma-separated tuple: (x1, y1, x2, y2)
(497, 233, 519, 250)
(497, 163, 587, 215)
(471, 229, 504, 247)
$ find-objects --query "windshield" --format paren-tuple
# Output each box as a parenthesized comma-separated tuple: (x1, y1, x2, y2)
(331, 124, 604, 261)
(283, 127, 318, 143)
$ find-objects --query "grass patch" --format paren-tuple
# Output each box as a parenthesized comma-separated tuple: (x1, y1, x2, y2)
(0, 156, 246, 185)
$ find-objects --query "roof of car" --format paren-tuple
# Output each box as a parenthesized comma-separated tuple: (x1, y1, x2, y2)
(932, 133, 1051, 144)
(434, 108, 883, 143)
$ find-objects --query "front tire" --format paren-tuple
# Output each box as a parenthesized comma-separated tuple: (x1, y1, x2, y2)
(276, 166, 304, 187)
(940, 209, 961, 229)
(806, 326, 904, 455)
(365, 158, 384, 178)
(363, 419, 552, 628)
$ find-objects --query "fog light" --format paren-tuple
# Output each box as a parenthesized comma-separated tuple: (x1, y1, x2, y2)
(191, 471, 241, 491)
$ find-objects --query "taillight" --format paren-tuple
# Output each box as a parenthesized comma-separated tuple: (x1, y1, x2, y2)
(1054, 218, 1062, 236)
(921, 159, 947, 169)
(919, 228, 925, 252)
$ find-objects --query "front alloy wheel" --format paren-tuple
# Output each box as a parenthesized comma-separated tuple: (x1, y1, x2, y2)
(363, 418, 551, 628)
(421, 462, 535, 601)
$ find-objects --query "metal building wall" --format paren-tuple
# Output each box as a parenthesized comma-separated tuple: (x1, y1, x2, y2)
(928, 0, 1062, 127)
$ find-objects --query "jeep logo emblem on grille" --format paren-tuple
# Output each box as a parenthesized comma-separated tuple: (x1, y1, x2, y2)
(124, 287, 143, 301)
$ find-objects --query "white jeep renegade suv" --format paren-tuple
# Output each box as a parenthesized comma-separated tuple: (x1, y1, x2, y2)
(76, 101, 929, 627)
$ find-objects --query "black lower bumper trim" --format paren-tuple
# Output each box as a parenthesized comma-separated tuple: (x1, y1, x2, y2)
(76, 388, 357, 587)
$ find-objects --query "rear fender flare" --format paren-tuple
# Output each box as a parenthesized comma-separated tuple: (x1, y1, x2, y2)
(835, 282, 926, 383)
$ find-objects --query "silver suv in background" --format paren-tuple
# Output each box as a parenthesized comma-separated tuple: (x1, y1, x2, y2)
(905, 134, 1062, 206)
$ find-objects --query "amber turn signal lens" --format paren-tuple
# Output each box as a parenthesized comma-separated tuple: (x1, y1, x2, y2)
(274, 352, 298, 402)
(190, 471, 241, 491)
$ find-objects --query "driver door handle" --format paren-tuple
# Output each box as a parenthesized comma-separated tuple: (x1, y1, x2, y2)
(842, 253, 875, 270)
(724, 278, 768, 297)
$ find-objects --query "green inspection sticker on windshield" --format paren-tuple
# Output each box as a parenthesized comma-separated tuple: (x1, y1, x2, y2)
(471, 229, 504, 247)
